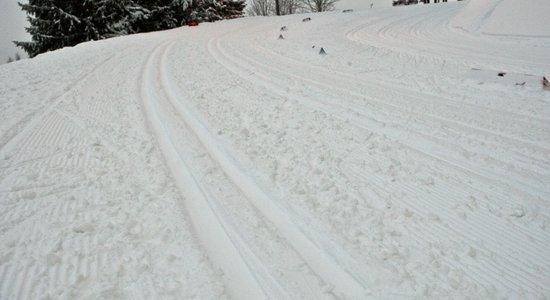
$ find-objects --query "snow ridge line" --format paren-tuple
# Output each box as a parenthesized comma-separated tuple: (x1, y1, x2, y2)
(162, 42, 369, 299)
(138, 40, 267, 300)
(0, 53, 118, 162)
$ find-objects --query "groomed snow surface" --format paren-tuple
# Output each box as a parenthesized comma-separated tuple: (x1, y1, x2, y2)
(1, 1, 550, 299)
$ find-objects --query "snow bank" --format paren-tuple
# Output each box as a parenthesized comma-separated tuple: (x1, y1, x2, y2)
(452, 0, 550, 36)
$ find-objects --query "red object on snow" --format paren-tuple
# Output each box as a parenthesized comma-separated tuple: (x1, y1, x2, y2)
(187, 21, 199, 27)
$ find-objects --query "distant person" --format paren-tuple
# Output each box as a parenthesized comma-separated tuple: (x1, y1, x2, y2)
(370, 3, 373, 8)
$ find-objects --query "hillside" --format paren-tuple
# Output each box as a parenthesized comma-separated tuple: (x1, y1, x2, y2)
(451, 0, 550, 36)
(1, 1, 549, 299)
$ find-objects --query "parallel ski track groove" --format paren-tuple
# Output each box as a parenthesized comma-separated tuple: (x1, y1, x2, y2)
(206, 29, 550, 294)
(246, 36, 550, 157)
(0, 54, 118, 162)
(161, 41, 369, 299)
(215, 27, 550, 244)
(138, 40, 268, 300)
(236, 26, 550, 201)
(348, 4, 549, 72)
(208, 34, 548, 205)
(231, 30, 549, 161)
(343, 161, 549, 292)
(157, 43, 296, 299)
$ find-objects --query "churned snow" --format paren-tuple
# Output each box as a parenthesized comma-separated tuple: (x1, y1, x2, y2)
(1, 0, 549, 299)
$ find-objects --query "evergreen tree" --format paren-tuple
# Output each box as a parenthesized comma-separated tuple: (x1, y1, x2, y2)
(15, 0, 244, 57)
(189, 0, 245, 22)
(15, 0, 81, 57)
(220, 0, 246, 19)
(15, 0, 132, 57)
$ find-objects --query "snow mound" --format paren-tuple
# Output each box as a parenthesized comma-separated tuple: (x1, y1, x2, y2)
(452, 0, 550, 37)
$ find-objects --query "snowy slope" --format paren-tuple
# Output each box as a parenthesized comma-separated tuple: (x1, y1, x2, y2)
(335, 0, 392, 10)
(1, 1, 550, 299)
(452, 0, 550, 36)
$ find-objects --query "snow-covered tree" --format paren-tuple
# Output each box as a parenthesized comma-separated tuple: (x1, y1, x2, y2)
(14, 0, 242, 57)
(15, 0, 137, 57)
(222, 0, 246, 19)
(15, 0, 84, 57)
(189, 0, 246, 22)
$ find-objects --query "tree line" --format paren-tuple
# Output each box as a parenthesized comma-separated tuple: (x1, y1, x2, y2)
(15, 0, 246, 58)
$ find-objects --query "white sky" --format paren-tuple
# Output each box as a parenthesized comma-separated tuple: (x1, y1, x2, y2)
(0, 0, 29, 62)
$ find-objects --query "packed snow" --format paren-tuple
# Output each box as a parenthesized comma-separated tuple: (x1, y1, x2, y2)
(451, 0, 550, 36)
(1, 0, 549, 299)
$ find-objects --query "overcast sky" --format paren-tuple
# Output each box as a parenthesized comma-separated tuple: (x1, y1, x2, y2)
(0, 0, 29, 62)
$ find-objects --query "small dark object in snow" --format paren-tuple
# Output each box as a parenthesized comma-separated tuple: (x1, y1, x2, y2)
(319, 47, 327, 55)
(343, 9, 354, 13)
(187, 21, 199, 26)
(312, 45, 315, 48)
(497, 72, 506, 77)
(278, 34, 284, 40)
(302, 17, 311, 22)
(515, 82, 526, 86)
(280, 26, 287, 31)
(543, 76, 550, 90)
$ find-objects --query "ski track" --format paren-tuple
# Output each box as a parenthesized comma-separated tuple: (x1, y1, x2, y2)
(214, 10, 550, 190)
(200, 7, 549, 298)
(139, 35, 373, 298)
(161, 40, 376, 298)
(1, 2, 550, 299)
(206, 36, 550, 296)
(219, 38, 550, 200)
(1, 36, 225, 299)
(208, 31, 548, 207)
(139, 40, 273, 300)
(0, 54, 118, 164)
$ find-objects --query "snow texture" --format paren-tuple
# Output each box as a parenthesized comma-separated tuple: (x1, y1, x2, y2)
(452, 0, 550, 36)
(1, 1, 550, 299)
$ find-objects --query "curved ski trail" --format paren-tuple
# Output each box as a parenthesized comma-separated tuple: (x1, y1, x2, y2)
(139, 41, 270, 299)
(141, 38, 372, 299)
(166, 39, 371, 297)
